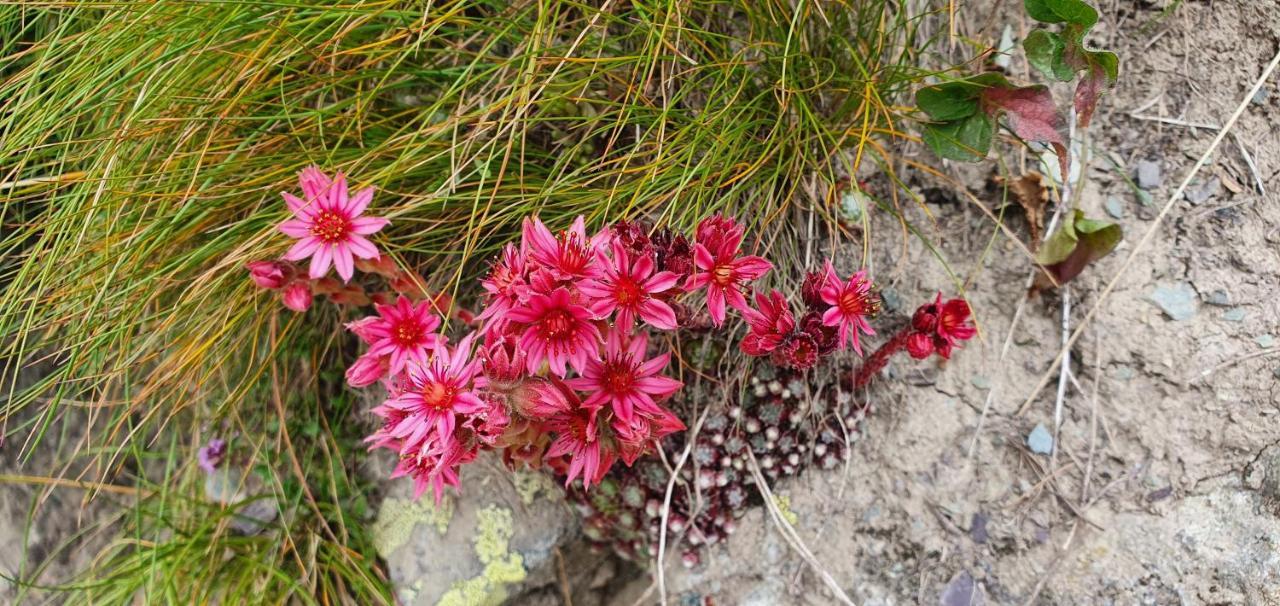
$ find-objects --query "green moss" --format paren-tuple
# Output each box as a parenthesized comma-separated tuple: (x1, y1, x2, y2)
(436, 505, 526, 606)
(371, 496, 453, 557)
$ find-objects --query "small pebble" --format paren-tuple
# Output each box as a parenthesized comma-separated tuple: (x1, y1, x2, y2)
(970, 512, 990, 544)
(1223, 308, 1247, 322)
(1256, 334, 1276, 348)
(1112, 365, 1135, 381)
(971, 375, 992, 390)
(1136, 189, 1154, 206)
(1027, 423, 1053, 455)
(1253, 86, 1271, 105)
(1146, 486, 1173, 502)
(880, 288, 903, 313)
(1105, 196, 1125, 219)
(1206, 289, 1230, 306)
(1135, 159, 1162, 190)
(1149, 282, 1198, 321)
(1184, 177, 1220, 205)
(941, 571, 985, 606)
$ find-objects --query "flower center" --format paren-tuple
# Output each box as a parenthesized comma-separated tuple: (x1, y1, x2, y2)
(565, 410, 593, 443)
(392, 319, 426, 349)
(310, 210, 351, 244)
(712, 264, 735, 287)
(419, 381, 457, 412)
(837, 290, 868, 315)
(540, 309, 574, 341)
(614, 276, 644, 306)
(601, 359, 636, 394)
(558, 232, 590, 274)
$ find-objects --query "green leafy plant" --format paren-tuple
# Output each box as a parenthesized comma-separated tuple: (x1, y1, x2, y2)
(1023, 0, 1120, 127)
(1033, 209, 1122, 287)
(917, 73, 1067, 176)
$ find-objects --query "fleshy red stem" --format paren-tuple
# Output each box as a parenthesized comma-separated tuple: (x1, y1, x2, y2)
(850, 328, 913, 389)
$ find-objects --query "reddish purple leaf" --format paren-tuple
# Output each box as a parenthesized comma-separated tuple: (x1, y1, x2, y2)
(1073, 64, 1106, 128)
(982, 85, 1069, 180)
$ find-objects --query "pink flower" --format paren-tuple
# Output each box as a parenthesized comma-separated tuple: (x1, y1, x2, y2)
(612, 407, 685, 466)
(364, 296, 446, 375)
(278, 167, 389, 282)
(544, 386, 616, 489)
(566, 329, 682, 423)
(508, 287, 601, 377)
(345, 317, 381, 344)
(463, 394, 511, 448)
(522, 215, 609, 281)
(740, 289, 796, 357)
(819, 262, 878, 355)
(580, 242, 680, 332)
(476, 243, 528, 334)
(391, 434, 476, 503)
(197, 438, 227, 473)
(384, 334, 484, 445)
(686, 215, 772, 326)
(475, 334, 527, 392)
(281, 281, 312, 312)
(246, 260, 288, 289)
(346, 352, 389, 387)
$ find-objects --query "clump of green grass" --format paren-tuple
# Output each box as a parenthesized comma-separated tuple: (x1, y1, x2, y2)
(1, 1, 947, 601)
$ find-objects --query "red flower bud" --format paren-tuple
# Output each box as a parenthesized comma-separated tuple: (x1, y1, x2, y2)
(246, 260, 288, 289)
(281, 281, 312, 312)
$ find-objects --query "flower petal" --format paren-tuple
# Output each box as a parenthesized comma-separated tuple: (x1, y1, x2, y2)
(350, 216, 389, 235)
(346, 234, 381, 259)
(309, 244, 333, 279)
(283, 236, 321, 261)
(334, 245, 355, 282)
(639, 300, 678, 330)
(347, 187, 374, 216)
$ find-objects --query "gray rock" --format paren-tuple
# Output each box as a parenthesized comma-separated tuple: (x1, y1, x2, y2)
(1256, 334, 1276, 348)
(1135, 160, 1162, 190)
(1136, 189, 1154, 206)
(880, 288, 903, 313)
(970, 375, 991, 390)
(1105, 196, 1125, 219)
(1223, 308, 1247, 322)
(374, 453, 578, 606)
(970, 512, 989, 544)
(1185, 177, 1220, 204)
(1027, 424, 1053, 455)
(1206, 289, 1231, 306)
(1149, 282, 1198, 321)
(940, 571, 986, 606)
(1253, 86, 1270, 105)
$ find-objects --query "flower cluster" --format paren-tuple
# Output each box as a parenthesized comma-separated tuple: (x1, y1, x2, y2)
(355, 214, 776, 502)
(739, 261, 879, 369)
(241, 167, 978, 513)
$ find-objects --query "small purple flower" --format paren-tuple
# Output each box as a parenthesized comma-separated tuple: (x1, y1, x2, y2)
(198, 438, 228, 473)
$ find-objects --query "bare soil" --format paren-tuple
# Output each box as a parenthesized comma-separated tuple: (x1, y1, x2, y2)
(624, 1, 1280, 604)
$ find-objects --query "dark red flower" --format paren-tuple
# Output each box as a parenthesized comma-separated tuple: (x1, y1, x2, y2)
(800, 270, 827, 311)
(908, 293, 976, 359)
(652, 229, 694, 278)
(777, 333, 820, 370)
(799, 311, 838, 355)
(612, 219, 653, 259)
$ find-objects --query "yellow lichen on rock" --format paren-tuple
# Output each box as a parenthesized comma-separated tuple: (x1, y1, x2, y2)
(773, 494, 799, 526)
(372, 496, 454, 558)
(513, 470, 558, 505)
(436, 505, 526, 606)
